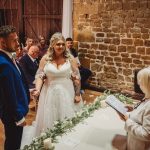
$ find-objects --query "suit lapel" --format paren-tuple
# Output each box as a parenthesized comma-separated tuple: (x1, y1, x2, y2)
(0, 51, 21, 75)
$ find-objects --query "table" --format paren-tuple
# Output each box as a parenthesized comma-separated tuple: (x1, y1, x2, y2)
(55, 107, 126, 150)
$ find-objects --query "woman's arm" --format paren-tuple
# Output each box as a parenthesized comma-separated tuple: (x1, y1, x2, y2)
(125, 104, 150, 141)
(33, 56, 47, 96)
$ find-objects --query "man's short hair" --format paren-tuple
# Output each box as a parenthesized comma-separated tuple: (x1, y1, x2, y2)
(66, 37, 73, 42)
(0, 25, 16, 38)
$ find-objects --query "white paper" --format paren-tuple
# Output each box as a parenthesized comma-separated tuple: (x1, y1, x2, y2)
(105, 95, 128, 116)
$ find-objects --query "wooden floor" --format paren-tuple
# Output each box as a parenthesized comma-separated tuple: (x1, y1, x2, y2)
(0, 90, 102, 150)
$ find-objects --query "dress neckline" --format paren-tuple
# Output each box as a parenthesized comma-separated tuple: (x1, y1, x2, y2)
(51, 60, 68, 70)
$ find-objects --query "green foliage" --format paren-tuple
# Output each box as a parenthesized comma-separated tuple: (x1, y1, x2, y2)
(22, 91, 133, 150)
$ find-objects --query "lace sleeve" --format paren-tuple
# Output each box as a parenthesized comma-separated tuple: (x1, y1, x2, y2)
(69, 57, 81, 96)
(71, 68, 81, 80)
(35, 69, 46, 80)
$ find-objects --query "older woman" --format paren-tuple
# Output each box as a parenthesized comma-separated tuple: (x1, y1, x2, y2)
(119, 67, 150, 150)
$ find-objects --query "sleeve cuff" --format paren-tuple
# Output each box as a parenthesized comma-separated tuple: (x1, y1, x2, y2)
(16, 117, 25, 126)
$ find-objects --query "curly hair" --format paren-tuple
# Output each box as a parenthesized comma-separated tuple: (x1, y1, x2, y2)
(0, 25, 16, 38)
(46, 32, 70, 61)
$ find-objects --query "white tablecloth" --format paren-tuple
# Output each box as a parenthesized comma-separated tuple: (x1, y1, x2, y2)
(55, 107, 126, 150)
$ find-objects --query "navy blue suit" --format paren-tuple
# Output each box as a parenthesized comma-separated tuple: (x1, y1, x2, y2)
(19, 54, 39, 89)
(0, 51, 29, 150)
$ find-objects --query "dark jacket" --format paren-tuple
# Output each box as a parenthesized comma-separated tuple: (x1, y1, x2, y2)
(0, 51, 29, 123)
(19, 54, 39, 89)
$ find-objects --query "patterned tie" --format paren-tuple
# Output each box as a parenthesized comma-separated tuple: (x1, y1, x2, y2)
(12, 56, 21, 74)
(34, 59, 38, 66)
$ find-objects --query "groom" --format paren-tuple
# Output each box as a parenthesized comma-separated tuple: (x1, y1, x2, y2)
(0, 25, 30, 150)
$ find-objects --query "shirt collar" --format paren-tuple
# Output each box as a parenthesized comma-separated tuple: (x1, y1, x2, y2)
(27, 54, 35, 62)
(0, 49, 14, 59)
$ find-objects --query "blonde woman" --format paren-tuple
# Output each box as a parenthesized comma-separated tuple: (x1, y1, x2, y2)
(117, 67, 150, 150)
(21, 33, 83, 148)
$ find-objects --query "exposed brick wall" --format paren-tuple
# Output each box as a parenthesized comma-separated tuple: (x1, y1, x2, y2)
(73, 0, 150, 92)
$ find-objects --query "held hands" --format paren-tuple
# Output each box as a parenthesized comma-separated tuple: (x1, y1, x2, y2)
(30, 88, 40, 98)
(74, 95, 81, 103)
(18, 120, 26, 127)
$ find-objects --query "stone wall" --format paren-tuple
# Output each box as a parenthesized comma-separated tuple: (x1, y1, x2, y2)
(73, 0, 150, 92)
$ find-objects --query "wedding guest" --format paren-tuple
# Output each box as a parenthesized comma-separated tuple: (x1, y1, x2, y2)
(19, 45, 40, 89)
(117, 67, 150, 150)
(23, 38, 34, 55)
(0, 25, 29, 150)
(15, 45, 23, 61)
(66, 37, 92, 92)
(38, 35, 49, 60)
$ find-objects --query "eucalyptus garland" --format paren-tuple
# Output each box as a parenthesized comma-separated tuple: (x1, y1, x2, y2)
(22, 91, 133, 150)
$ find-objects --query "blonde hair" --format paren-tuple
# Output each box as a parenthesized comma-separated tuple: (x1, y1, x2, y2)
(46, 32, 70, 61)
(137, 67, 150, 98)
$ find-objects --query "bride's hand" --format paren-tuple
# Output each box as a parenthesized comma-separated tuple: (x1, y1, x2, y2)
(32, 89, 40, 97)
(74, 95, 81, 103)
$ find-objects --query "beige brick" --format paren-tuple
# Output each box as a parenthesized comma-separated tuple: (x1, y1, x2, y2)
(96, 38, 104, 42)
(99, 44, 108, 50)
(144, 61, 150, 65)
(122, 58, 132, 63)
(107, 33, 116, 37)
(137, 47, 145, 55)
(91, 44, 98, 49)
(105, 56, 113, 61)
(104, 38, 112, 44)
(86, 54, 96, 59)
(131, 54, 141, 59)
(122, 39, 133, 45)
(79, 43, 90, 49)
(96, 33, 105, 37)
(141, 28, 149, 33)
(101, 51, 109, 56)
(109, 45, 117, 51)
(92, 27, 103, 32)
(142, 34, 149, 39)
(114, 57, 122, 62)
(118, 46, 126, 52)
(109, 52, 119, 56)
(134, 39, 144, 46)
(116, 62, 122, 67)
(145, 40, 150, 47)
(127, 46, 136, 53)
(132, 33, 141, 38)
(141, 56, 150, 60)
(112, 38, 120, 45)
(78, 48, 88, 53)
(133, 59, 143, 64)
(107, 62, 115, 66)
(121, 53, 129, 57)
(146, 48, 150, 55)
(123, 69, 132, 76)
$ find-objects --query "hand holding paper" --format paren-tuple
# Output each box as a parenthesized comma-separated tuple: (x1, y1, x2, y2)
(105, 95, 128, 117)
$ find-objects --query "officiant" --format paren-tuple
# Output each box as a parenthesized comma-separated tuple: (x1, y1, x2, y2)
(116, 67, 150, 150)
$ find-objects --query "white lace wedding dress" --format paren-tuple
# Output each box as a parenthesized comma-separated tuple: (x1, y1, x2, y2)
(21, 60, 82, 148)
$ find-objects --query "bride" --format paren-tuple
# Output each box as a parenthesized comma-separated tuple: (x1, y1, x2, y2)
(21, 33, 82, 148)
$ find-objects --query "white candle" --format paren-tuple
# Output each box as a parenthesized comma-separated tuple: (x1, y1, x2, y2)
(43, 138, 52, 149)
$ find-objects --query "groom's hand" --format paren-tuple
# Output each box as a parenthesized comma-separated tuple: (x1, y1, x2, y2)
(18, 120, 26, 126)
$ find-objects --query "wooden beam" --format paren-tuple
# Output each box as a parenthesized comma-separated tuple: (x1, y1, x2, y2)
(3, 0, 7, 7)
(23, 14, 62, 19)
(41, 0, 51, 14)
(25, 17, 38, 39)
(18, 0, 25, 45)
